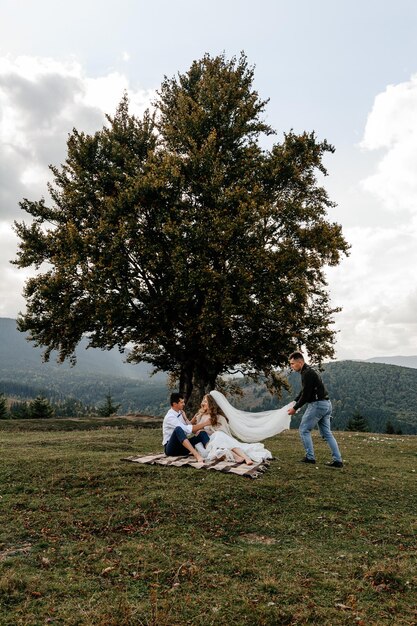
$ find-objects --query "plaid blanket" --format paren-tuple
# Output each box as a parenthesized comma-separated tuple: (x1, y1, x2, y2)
(122, 453, 271, 479)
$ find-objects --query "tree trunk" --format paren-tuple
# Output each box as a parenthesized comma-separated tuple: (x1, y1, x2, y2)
(178, 361, 221, 416)
(185, 371, 219, 417)
(179, 364, 194, 404)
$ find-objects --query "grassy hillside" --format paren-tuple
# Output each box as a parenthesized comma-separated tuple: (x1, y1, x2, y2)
(0, 419, 416, 625)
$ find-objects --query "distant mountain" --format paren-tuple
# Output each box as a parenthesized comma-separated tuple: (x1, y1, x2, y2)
(0, 317, 165, 380)
(1, 318, 417, 432)
(366, 355, 417, 369)
(0, 317, 169, 415)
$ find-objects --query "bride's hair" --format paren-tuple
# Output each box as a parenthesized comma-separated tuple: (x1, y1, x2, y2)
(206, 394, 228, 426)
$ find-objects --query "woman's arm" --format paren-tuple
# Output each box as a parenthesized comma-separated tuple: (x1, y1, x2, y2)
(190, 409, 204, 425)
(192, 418, 211, 433)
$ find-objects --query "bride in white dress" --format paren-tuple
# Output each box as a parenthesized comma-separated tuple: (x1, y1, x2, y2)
(192, 392, 292, 464)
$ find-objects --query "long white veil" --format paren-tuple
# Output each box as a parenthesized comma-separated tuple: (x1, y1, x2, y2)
(209, 390, 293, 443)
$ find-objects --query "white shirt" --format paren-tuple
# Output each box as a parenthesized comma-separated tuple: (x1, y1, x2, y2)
(162, 408, 193, 445)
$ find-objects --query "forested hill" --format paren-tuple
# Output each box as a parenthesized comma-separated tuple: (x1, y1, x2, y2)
(0, 317, 169, 416)
(1, 318, 417, 432)
(322, 360, 417, 432)
(244, 360, 417, 434)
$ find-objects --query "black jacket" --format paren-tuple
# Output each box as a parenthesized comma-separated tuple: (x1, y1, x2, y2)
(293, 364, 329, 410)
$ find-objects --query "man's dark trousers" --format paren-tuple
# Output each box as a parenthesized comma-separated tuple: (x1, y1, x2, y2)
(164, 426, 210, 456)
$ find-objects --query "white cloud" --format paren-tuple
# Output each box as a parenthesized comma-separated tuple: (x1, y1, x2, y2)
(0, 55, 155, 217)
(0, 221, 33, 318)
(327, 73, 417, 359)
(327, 223, 417, 359)
(360, 73, 417, 214)
(0, 55, 155, 317)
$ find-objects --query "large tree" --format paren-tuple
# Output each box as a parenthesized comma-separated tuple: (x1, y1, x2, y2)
(14, 53, 349, 403)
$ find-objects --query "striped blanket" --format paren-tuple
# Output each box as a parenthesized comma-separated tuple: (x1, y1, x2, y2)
(122, 453, 271, 479)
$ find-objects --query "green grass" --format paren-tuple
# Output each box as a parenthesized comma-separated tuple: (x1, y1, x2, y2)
(0, 419, 416, 625)
(0, 415, 162, 432)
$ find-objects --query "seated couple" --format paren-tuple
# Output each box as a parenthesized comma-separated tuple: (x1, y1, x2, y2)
(162, 391, 274, 465)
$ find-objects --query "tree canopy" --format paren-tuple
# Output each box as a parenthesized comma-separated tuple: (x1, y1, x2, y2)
(346, 411, 369, 432)
(97, 392, 121, 417)
(14, 52, 349, 402)
(28, 396, 54, 419)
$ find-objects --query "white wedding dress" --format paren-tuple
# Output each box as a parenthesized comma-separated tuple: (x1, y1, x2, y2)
(203, 390, 293, 463)
(209, 390, 293, 442)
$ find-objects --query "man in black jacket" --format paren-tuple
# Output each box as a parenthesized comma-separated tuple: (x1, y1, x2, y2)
(288, 352, 343, 468)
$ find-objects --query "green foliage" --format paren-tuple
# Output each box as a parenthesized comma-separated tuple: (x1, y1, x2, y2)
(96, 392, 121, 417)
(10, 398, 55, 420)
(385, 420, 395, 434)
(321, 361, 417, 434)
(28, 396, 54, 419)
(0, 366, 169, 416)
(14, 52, 348, 402)
(346, 410, 369, 432)
(9, 400, 31, 419)
(0, 427, 416, 624)
(0, 393, 8, 419)
(51, 397, 94, 418)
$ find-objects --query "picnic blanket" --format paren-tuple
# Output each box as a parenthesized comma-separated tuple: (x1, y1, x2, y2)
(122, 453, 271, 479)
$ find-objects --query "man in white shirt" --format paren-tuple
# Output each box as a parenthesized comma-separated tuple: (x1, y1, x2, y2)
(162, 392, 210, 462)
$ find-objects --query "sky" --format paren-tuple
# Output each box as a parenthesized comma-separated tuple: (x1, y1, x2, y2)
(1, 0, 417, 360)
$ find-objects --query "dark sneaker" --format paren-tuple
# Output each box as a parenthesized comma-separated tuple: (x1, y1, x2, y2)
(325, 460, 343, 468)
(299, 457, 316, 464)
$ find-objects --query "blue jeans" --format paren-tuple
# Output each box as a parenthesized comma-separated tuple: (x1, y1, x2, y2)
(299, 400, 342, 462)
(164, 426, 210, 456)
